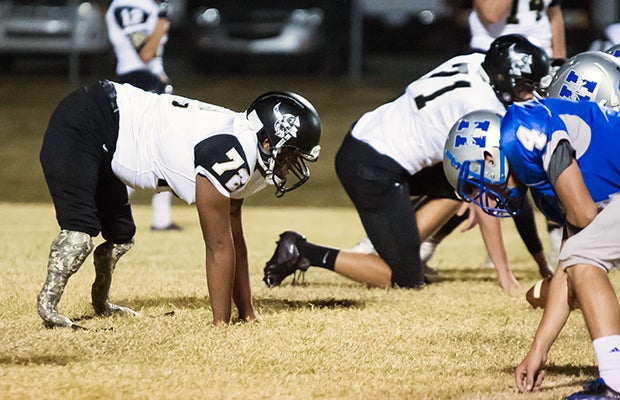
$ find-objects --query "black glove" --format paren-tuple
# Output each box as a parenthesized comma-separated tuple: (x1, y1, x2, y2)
(157, 1, 170, 18)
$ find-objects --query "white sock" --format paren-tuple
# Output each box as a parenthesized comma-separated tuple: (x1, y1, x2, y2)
(151, 191, 172, 229)
(593, 335, 620, 392)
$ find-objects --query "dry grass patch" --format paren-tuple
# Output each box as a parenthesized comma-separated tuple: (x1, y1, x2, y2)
(0, 203, 613, 399)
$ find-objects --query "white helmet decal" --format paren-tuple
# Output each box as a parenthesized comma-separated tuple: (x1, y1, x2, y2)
(273, 102, 300, 146)
(507, 43, 533, 77)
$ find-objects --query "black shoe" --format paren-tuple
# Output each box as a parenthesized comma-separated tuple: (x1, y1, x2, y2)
(263, 231, 310, 287)
(566, 378, 620, 400)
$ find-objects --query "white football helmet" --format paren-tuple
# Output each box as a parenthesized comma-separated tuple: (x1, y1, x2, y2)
(443, 110, 524, 217)
(546, 51, 620, 110)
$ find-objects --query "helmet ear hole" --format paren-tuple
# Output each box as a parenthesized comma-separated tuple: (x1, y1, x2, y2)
(483, 151, 495, 165)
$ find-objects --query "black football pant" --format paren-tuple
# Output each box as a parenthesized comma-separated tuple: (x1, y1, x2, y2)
(335, 132, 458, 288)
(40, 82, 135, 244)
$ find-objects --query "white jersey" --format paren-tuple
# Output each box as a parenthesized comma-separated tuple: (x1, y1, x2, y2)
(110, 82, 268, 203)
(351, 53, 505, 175)
(469, 0, 560, 55)
(106, 0, 166, 76)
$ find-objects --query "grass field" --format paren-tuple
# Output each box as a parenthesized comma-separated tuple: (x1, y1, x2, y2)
(1, 202, 615, 399)
(1, 54, 617, 399)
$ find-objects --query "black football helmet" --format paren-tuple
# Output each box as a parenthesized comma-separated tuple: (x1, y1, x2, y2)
(247, 91, 322, 197)
(482, 34, 550, 106)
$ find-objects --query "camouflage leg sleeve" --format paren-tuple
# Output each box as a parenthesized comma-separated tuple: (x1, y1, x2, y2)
(91, 239, 140, 317)
(37, 230, 93, 328)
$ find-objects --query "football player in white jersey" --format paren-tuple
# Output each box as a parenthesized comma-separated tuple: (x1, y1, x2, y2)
(470, 0, 566, 62)
(106, 0, 171, 92)
(262, 34, 549, 293)
(38, 81, 321, 328)
(106, 0, 177, 231)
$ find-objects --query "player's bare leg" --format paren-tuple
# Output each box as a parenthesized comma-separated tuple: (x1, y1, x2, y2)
(336, 198, 460, 287)
(415, 198, 461, 239)
(91, 240, 140, 317)
(568, 264, 620, 340)
(333, 252, 392, 288)
(38, 230, 93, 328)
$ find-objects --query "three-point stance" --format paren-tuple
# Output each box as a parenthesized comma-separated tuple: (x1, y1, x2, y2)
(443, 102, 620, 399)
(38, 81, 321, 327)
(263, 34, 550, 293)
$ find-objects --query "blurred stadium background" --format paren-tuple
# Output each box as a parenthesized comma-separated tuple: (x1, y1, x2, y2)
(0, 0, 615, 207)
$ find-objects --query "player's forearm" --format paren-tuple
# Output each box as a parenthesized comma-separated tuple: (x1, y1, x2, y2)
(138, 18, 168, 62)
(229, 200, 256, 321)
(205, 251, 235, 324)
(547, 6, 567, 59)
(477, 210, 509, 270)
(231, 236, 256, 320)
(530, 269, 572, 354)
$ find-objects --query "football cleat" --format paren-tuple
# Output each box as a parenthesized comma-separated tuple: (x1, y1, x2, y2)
(263, 231, 311, 287)
(566, 378, 620, 400)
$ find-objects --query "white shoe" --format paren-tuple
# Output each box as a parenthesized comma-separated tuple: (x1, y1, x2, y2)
(348, 237, 377, 255)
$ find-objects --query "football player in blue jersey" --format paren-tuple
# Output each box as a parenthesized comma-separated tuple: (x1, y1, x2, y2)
(443, 100, 620, 399)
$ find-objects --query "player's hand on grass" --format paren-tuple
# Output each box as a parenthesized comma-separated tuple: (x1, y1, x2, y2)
(515, 349, 547, 392)
(496, 269, 521, 295)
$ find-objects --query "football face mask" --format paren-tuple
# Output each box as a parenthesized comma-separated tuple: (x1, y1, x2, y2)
(456, 159, 524, 218)
(269, 144, 320, 198)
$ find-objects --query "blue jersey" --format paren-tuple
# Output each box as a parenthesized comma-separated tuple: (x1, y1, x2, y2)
(500, 97, 620, 222)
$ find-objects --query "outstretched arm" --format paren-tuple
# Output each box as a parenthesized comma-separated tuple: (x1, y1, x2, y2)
(516, 159, 601, 392)
(138, 17, 169, 63)
(196, 175, 235, 324)
(516, 267, 571, 392)
(476, 207, 520, 294)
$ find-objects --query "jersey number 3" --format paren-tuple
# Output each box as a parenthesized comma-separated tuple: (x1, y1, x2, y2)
(211, 148, 250, 192)
(516, 126, 547, 151)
